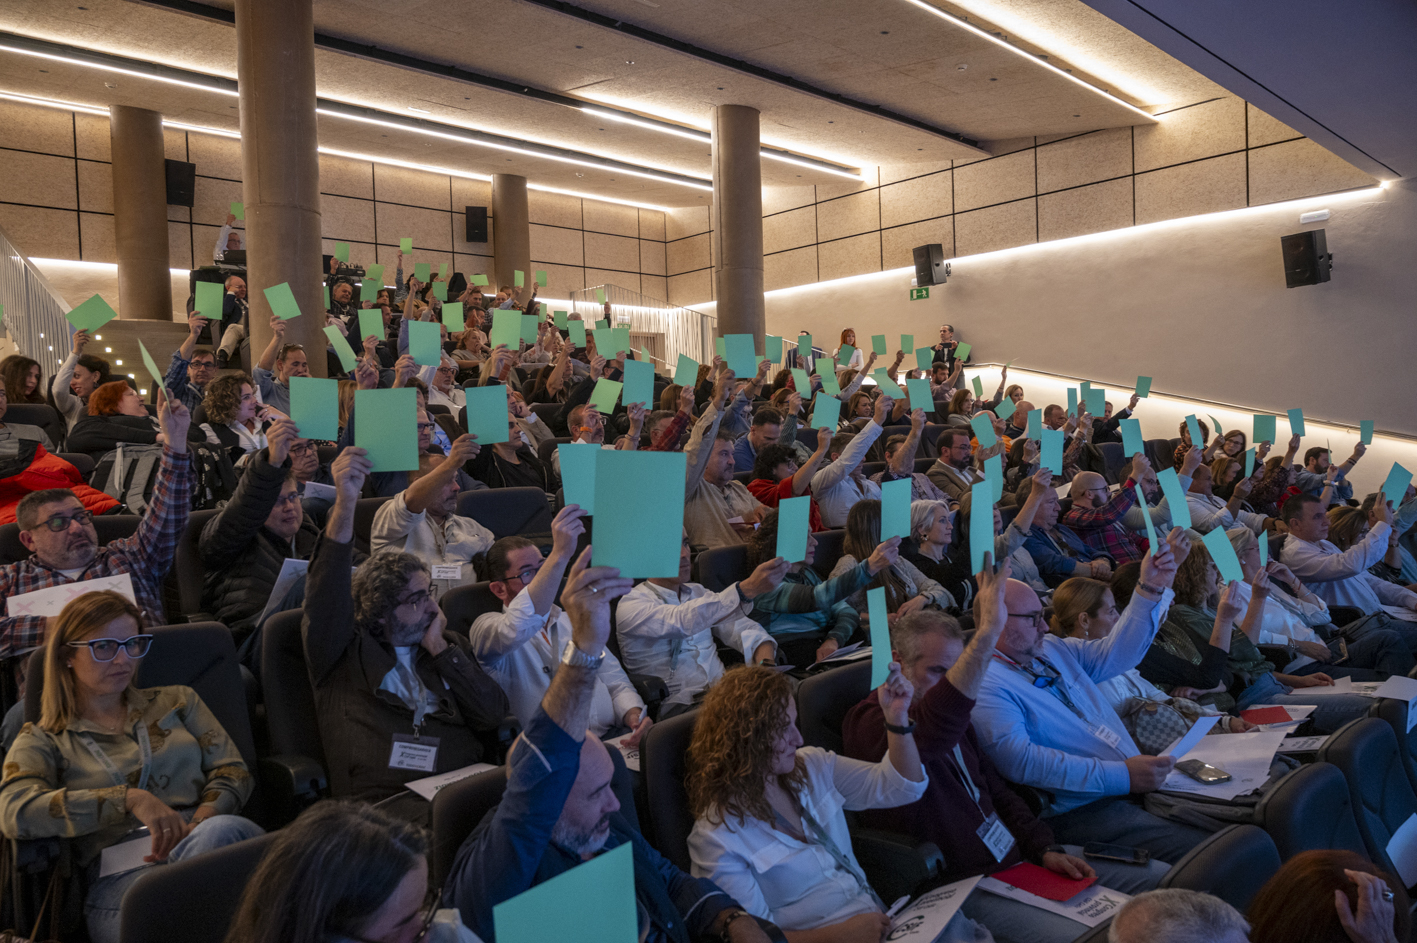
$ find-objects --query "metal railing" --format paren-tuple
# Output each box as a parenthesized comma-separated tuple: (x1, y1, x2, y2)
(0, 223, 72, 379)
(567, 284, 716, 374)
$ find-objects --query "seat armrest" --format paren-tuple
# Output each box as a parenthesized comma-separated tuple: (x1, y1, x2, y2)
(476, 714, 522, 764)
(1257, 644, 1294, 667)
(849, 827, 945, 903)
(628, 672, 668, 720)
(258, 754, 328, 826)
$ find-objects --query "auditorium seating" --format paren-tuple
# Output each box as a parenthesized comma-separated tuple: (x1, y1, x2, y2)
(1368, 696, 1417, 795)
(1156, 824, 1281, 912)
(456, 487, 553, 540)
(1254, 762, 1369, 860)
(119, 833, 278, 943)
(1319, 718, 1417, 889)
(4, 402, 66, 451)
(172, 507, 220, 619)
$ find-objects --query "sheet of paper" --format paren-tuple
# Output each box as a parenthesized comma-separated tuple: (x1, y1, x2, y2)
(872, 369, 905, 401)
(99, 833, 154, 878)
(360, 264, 385, 302)
(1296, 675, 1361, 696)
(985, 453, 1003, 503)
(414, 262, 431, 282)
(1134, 376, 1152, 398)
(536, 270, 548, 287)
(1241, 446, 1255, 479)
(1184, 414, 1203, 450)
(886, 876, 982, 942)
(1084, 387, 1105, 417)
(881, 478, 912, 541)
(442, 302, 465, 333)
(969, 480, 995, 573)
(991, 861, 1096, 901)
(66, 293, 119, 332)
(490, 310, 522, 351)
(398, 237, 413, 253)
(914, 347, 933, 373)
(798, 334, 813, 361)
(494, 841, 636, 943)
(588, 379, 623, 415)
(403, 762, 497, 802)
(263, 282, 302, 321)
(621, 359, 653, 409)
(1382, 463, 1413, 508)
(1287, 408, 1306, 437)
(7, 573, 135, 617)
(812, 394, 840, 429)
(324, 326, 358, 373)
(1259, 529, 1269, 566)
(604, 733, 641, 772)
(471, 273, 488, 286)
(819, 369, 841, 397)
(1066, 387, 1078, 417)
(1373, 675, 1417, 731)
(838, 343, 856, 366)
(1040, 428, 1064, 476)
(408, 321, 442, 366)
(354, 309, 382, 347)
(590, 327, 616, 357)
(254, 557, 310, 629)
(334, 242, 350, 262)
(522, 314, 541, 347)
(1278, 735, 1328, 753)
(1119, 418, 1144, 458)
(905, 378, 933, 412)
(1201, 528, 1245, 583)
(954, 342, 971, 361)
(1161, 728, 1288, 801)
(790, 368, 811, 396)
(556, 444, 599, 515)
(1027, 409, 1043, 441)
(302, 481, 336, 503)
(1253, 414, 1276, 444)
(869, 334, 888, 356)
(723, 333, 757, 378)
(971, 375, 984, 398)
(868, 586, 891, 688)
(970, 414, 997, 449)
(194, 280, 224, 322)
(592, 451, 686, 578)
(513, 269, 525, 287)
(569, 320, 587, 347)
(776, 495, 811, 564)
(437, 263, 448, 280)
(996, 397, 1017, 422)
(1362, 420, 1375, 445)
(1156, 467, 1192, 529)
(672, 354, 699, 388)
(229, 200, 244, 220)
(1207, 415, 1224, 440)
(1240, 706, 1296, 725)
(765, 334, 784, 361)
(976, 877, 1127, 928)
(355, 388, 419, 472)
(1160, 714, 1221, 758)
(289, 376, 339, 441)
(134, 339, 164, 392)
(464, 385, 510, 445)
(553, 310, 568, 330)
(819, 640, 865, 663)
(1388, 814, 1417, 888)
(1136, 484, 1159, 556)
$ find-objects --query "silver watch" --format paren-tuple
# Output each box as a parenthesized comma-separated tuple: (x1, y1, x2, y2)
(561, 643, 605, 670)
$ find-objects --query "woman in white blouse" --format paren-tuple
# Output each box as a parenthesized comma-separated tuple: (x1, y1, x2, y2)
(832, 328, 864, 374)
(686, 667, 969, 942)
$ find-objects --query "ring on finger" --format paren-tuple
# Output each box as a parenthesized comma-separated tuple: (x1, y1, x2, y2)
(1383, 889, 1395, 901)
(590, 585, 598, 594)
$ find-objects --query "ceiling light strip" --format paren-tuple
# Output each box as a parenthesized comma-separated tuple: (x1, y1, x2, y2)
(0, 34, 238, 97)
(896, 0, 1158, 122)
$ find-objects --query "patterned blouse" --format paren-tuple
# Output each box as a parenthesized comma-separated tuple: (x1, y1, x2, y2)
(0, 685, 252, 866)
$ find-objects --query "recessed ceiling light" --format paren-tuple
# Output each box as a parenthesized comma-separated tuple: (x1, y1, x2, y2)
(957, 64, 968, 70)
(625, 60, 635, 65)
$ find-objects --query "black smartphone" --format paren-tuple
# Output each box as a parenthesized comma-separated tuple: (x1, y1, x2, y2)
(1083, 842, 1150, 866)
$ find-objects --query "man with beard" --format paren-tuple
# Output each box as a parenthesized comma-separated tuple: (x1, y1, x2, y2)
(0, 388, 193, 660)
(302, 447, 509, 822)
(445, 545, 777, 943)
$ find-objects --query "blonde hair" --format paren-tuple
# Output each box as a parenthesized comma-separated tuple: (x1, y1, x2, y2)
(40, 590, 143, 733)
(1049, 578, 1111, 637)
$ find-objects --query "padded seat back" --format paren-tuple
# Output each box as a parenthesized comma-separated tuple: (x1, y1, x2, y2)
(173, 508, 220, 617)
(1145, 438, 1173, 472)
(1254, 761, 1368, 860)
(1096, 442, 1124, 484)
(430, 766, 508, 888)
(4, 403, 66, 450)
(259, 609, 326, 768)
(1370, 697, 1417, 795)
(120, 832, 278, 943)
(640, 707, 699, 872)
(796, 660, 871, 754)
(537, 436, 572, 468)
(860, 461, 886, 480)
(811, 528, 847, 580)
(56, 452, 96, 480)
(440, 581, 507, 636)
(456, 487, 553, 539)
(0, 514, 142, 565)
(1157, 824, 1280, 912)
(1319, 717, 1417, 884)
(353, 496, 391, 556)
(732, 469, 754, 485)
(694, 544, 749, 593)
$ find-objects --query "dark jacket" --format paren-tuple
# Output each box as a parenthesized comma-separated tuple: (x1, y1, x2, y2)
(65, 413, 160, 462)
(198, 449, 320, 647)
(302, 532, 509, 803)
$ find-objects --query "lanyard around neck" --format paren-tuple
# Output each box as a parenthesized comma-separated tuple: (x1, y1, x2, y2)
(774, 795, 884, 911)
(77, 720, 151, 791)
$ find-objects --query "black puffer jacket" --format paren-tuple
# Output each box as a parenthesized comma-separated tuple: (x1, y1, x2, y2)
(198, 448, 320, 649)
(65, 414, 160, 462)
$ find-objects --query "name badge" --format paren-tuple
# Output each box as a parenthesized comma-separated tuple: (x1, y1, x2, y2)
(1090, 722, 1122, 750)
(431, 564, 463, 581)
(389, 734, 440, 772)
(977, 813, 1016, 862)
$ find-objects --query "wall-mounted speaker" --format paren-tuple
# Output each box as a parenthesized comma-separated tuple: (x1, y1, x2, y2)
(1281, 229, 1331, 288)
(912, 243, 948, 286)
(465, 206, 488, 243)
(164, 159, 196, 207)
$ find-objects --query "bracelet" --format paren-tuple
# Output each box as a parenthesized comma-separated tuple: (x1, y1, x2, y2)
(1136, 580, 1166, 597)
(719, 909, 753, 941)
(885, 721, 917, 736)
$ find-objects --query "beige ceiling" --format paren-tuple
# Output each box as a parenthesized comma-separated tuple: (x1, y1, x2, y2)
(0, 0, 1223, 208)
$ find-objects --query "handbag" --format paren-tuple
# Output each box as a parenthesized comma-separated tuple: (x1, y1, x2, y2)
(1117, 695, 1207, 756)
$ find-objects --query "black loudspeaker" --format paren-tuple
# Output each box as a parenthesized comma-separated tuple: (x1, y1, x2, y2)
(1281, 229, 1331, 288)
(465, 206, 488, 243)
(913, 243, 948, 286)
(164, 159, 196, 207)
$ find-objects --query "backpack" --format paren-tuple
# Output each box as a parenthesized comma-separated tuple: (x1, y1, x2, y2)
(92, 442, 237, 514)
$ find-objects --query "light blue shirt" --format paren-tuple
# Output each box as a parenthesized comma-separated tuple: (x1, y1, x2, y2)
(972, 588, 1173, 815)
(252, 366, 289, 415)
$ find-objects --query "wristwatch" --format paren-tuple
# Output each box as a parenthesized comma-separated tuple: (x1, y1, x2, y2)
(561, 643, 605, 670)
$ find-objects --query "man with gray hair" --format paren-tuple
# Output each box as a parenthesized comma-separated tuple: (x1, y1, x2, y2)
(303, 446, 510, 821)
(1109, 889, 1249, 943)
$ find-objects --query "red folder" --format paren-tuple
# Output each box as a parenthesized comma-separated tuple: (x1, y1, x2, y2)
(1240, 706, 1294, 725)
(992, 861, 1097, 901)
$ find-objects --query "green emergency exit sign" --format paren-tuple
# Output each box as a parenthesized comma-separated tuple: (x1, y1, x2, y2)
(909, 287, 930, 301)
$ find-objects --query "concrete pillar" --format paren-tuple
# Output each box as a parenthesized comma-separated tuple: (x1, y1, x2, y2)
(236, 0, 326, 375)
(108, 106, 172, 321)
(710, 105, 765, 342)
(492, 174, 532, 304)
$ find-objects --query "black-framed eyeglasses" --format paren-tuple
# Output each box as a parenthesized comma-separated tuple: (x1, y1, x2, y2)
(190, 360, 217, 371)
(289, 441, 316, 455)
(1007, 610, 1046, 628)
(67, 635, 153, 662)
(35, 510, 93, 532)
(416, 422, 437, 433)
(503, 561, 542, 584)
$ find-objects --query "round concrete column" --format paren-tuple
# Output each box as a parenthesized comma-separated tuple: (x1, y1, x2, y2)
(492, 174, 532, 304)
(711, 104, 765, 341)
(109, 106, 172, 320)
(236, 0, 326, 375)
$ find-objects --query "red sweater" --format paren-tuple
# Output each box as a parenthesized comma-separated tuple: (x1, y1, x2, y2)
(841, 677, 1054, 883)
(747, 476, 824, 532)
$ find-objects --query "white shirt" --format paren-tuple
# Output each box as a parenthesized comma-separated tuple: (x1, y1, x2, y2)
(811, 420, 884, 529)
(378, 645, 439, 726)
(1228, 578, 1331, 670)
(832, 347, 864, 373)
(688, 747, 927, 930)
(615, 581, 775, 709)
(468, 589, 644, 736)
(370, 491, 495, 599)
(1185, 492, 1267, 534)
(1281, 522, 1417, 614)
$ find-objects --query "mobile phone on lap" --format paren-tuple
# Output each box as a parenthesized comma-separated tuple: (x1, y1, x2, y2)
(1082, 842, 1150, 866)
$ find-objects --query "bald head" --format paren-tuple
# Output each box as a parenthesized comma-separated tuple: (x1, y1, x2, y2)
(551, 735, 619, 859)
(991, 579, 1047, 663)
(1013, 400, 1034, 420)
(1109, 890, 1249, 943)
(1070, 471, 1109, 508)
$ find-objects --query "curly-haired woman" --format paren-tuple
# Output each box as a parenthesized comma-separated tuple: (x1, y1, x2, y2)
(200, 373, 269, 466)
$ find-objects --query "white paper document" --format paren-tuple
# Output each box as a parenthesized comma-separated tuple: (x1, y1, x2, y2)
(1387, 813, 1417, 887)
(886, 876, 982, 940)
(1372, 676, 1417, 731)
(403, 762, 497, 801)
(977, 877, 1129, 928)
(7, 573, 134, 617)
(301, 481, 337, 502)
(1277, 735, 1328, 753)
(1161, 728, 1288, 801)
(1297, 676, 1382, 697)
(1160, 715, 1220, 758)
(606, 733, 641, 772)
(254, 558, 309, 628)
(819, 640, 865, 662)
(1382, 605, 1417, 623)
(99, 832, 153, 878)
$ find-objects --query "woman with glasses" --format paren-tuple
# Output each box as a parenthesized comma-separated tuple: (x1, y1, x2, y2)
(66, 380, 167, 462)
(0, 590, 262, 943)
(828, 498, 956, 617)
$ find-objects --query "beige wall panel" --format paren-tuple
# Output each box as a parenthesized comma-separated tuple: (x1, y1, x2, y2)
(0, 101, 75, 157)
(451, 178, 494, 213)
(167, 203, 191, 224)
(162, 129, 187, 163)
(320, 237, 378, 269)
(764, 245, 818, 292)
(78, 159, 113, 215)
(0, 150, 78, 210)
(373, 164, 451, 209)
(881, 217, 954, 270)
(454, 252, 496, 286)
(586, 268, 639, 295)
(1134, 97, 1245, 172)
(375, 203, 453, 252)
(816, 190, 880, 242)
(168, 221, 193, 270)
(1247, 103, 1301, 148)
(1036, 128, 1132, 194)
(1038, 178, 1133, 242)
(584, 232, 640, 272)
(666, 205, 711, 241)
(319, 154, 374, 199)
(639, 239, 667, 276)
(1134, 153, 1247, 225)
(880, 170, 952, 228)
(187, 133, 241, 181)
(641, 274, 668, 302)
(0, 204, 79, 259)
(1248, 139, 1377, 206)
(880, 160, 952, 186)
(193, 175, 243, 227)
(818, 232, 881, 282)
(954, 200, 1037, 257)
(193, 224, 222, 266)
(815, 166, 880, 202)
(668, 269, 713, 307)
(527, 190, 581, 229)
(320, 194, 377, 244)
(583, 201, 639, 237)
(954, 150, 1035, 213)
(762, 205, 817, 254)
(534, 263, 585, 295)
(74, 114, 111, 162)
(762, 185, 817, 216)
(79, 212, 116, 264)
(638, 209, 667, 242)
(530, 224, 584, 266)
(667, 232, 711, 276)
